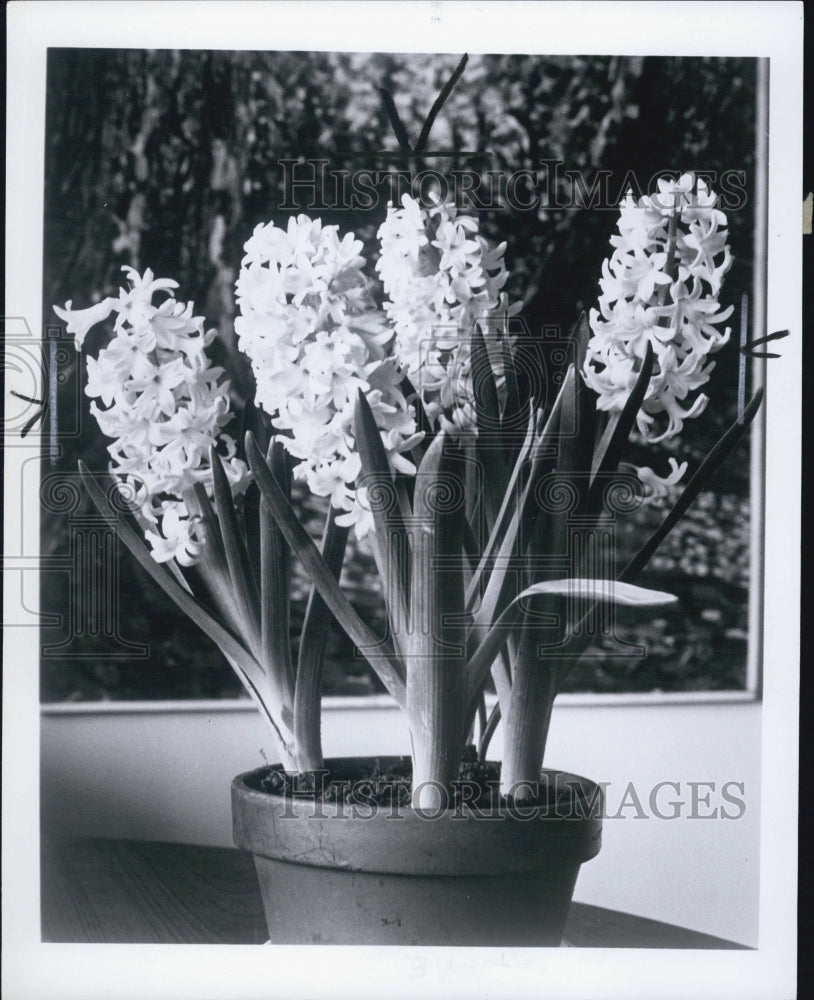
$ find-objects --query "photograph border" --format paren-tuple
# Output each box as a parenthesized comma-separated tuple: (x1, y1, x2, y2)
(4, 3, 802, 999)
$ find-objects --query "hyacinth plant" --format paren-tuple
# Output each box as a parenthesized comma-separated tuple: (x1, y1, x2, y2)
(56, 61, 763, 810)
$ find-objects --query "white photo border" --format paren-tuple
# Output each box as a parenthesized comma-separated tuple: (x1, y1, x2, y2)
(4, 3, 802, 999)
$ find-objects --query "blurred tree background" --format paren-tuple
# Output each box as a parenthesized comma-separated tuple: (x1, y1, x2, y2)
(41, 49, 759, 701)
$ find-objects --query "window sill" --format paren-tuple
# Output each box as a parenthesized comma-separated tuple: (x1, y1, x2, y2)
(39, 688, 760, 716)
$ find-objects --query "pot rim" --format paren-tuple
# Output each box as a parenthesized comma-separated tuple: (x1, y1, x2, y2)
(232, 757, 603, 876)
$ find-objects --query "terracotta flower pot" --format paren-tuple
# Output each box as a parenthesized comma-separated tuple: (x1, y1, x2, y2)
(232, 757, 602, 946)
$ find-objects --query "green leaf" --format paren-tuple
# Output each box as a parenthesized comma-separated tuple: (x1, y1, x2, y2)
(589, 340, 654, 484)
(464, 404, 535, 609)
(472, 321, 506, 526)
(621, 387, 764, 582)
(501, 337, 522, 436)
(477, 699, 501, 762)
(521, 352, 596, 578)
(407, 430, 468, 796)
(558, 393, 762, 687)
(260, 439, 295, 704)
(572, 311, 591, 371)
(514, 578, 677, 606)
(246, 432, 407, 707)
(400, 374, 433, 467)
(242, 482, 264, 597)
(414, 53, 469, 154)
(568, 314, 598, 479)
(237, 392, 270, 465)
(471, 322, 501, 430)
(379, 87, 413, 153)
(209, 445, 262, 651)
(189, 482, 228, 568)
(466, 576, 677, 704)
(181, 484, 247, 639)
(80, 463, 297, 758)
(471, 368, 574, 627)
(408, 431, 467, 660)
(354, 389, 410, 622)
(294, 506, 349, 771)
(77, 462, 259, 681)
(220, 650, 296, 770)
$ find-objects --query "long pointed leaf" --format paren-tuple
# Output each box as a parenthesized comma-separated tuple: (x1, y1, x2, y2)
(523, 354, 595, 578)
(260, 439, 295, 706)
(408, 431, 467, 655)
(463, 642, 512, 741)
(557, 389, 762, 689)
(242, 482, 263, 597)
(472, 322, 501, 431)
(517, 343, 597, 665)
(80, 464, 297, 763)
(516, 578, 677, 606)
(621, 387, 764, 582)
(466, 604, 525, 708)
(210, 445, 262, 651)
(500, 626, 560, 798)
(182, 484, 247, 639)
(589, 340, 654, 483)
(414, 53, 469, 153)
(501, 337, 522, 433)
(474, 691, 487, 745)
(516, 366, 576, 539)
(246, 432, 407, 706)
(471, 368, 574, 625)
(354, 389, 410, 624)
(379, 87, 413, 153)
(394, 472, 414, 525)
(294, 506, 349, 771)
(189, 482, 228, 568)
(237, 392, 270, 465)
(220, 650, 296, 769)
(407, 431, 467, 799)
(400, 374, 433, 468)
(78, 462, 260, 679)
(466, 576, 677, 704)
(464, 404, 535, 609)
(477, 699, 501, 762)
(462, 517, 482, 569)
(572, 311, 591, 371)
(569, 313, 598, 488)
(472, 321, 506, 526)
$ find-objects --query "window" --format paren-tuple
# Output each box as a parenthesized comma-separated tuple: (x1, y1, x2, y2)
(40, 50, 763, 703)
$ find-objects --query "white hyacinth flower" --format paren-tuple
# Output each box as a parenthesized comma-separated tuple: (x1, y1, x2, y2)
(376, 193, 520, 436)
(583, 173, 733, 442)
(54, 267, 250, 565)
(622, 457, 689, 504)
(235, 214, 422, 536)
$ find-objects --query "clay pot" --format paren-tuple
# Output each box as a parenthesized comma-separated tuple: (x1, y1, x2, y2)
(232, 757, 602, 946)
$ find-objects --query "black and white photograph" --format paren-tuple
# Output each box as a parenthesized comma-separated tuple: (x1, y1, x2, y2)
(3, 3, 802, 998)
